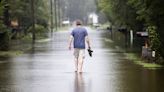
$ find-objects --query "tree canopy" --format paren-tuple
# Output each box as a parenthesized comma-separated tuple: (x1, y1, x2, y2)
(8, 0, 49, 30)
(97, 0, 164, 58)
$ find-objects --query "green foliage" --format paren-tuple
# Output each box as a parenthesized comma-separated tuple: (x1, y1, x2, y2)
(0, 0, 50, 51)
(97, 0, 143, 30)
(126, 53, 163, 69)
(0, 22, 7, 33)
(0, 0, 10, 51)
(0, 50, 23, 57)
(27, 24, 48, 39)
(97, 0, 112, 21)
(0, 0, 4, 15)
(27, 24, 46, 33)
(147, 26, 161, 51)
(0, 0, 5, 33)
(9, 0, 49, 30)
(97, 0, 164, 59)
(0, 31, 10, 51)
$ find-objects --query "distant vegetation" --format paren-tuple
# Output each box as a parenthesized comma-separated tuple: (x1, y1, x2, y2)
(0, 0, 50, 51)
(97, 0, 164, 61)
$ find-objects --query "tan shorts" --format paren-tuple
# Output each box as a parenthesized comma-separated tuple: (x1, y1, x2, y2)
(74, 48, 85, 59)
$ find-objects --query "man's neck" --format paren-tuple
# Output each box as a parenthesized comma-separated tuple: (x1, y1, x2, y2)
(77, 25, 82, 27)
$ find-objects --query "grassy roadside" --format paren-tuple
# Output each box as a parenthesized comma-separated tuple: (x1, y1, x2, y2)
(0, 50, 23, 57)
(125, 53, 163, 69)
(0, 36, 48, 57)
(100, 23, 164, 70)
(57, 26, 70, 31)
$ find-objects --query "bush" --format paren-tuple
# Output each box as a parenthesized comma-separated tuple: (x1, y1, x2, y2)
(146, 26, 162, 63)
(147, 26, 161, 52)
(27, 24, 48, 39)
(0, 31, 10, 51)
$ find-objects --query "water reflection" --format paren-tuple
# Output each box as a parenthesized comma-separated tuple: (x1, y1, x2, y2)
(0, 61, 16, 92)
(74, 73, 85, 92)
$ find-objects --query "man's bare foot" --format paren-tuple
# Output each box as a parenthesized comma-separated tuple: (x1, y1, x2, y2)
(75, 70, 78, 72)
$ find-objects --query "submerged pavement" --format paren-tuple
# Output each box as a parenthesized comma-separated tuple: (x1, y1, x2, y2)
(0, 27, 164, 92)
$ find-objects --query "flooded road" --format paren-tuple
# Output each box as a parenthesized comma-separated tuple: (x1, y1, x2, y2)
(0, 28, 164, 92)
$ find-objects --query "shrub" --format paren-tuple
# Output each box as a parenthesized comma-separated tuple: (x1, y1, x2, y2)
(0, 31, 10, 51)
(147, 26, 161, 51)
(27, 24, 48, 39)
(0, 1, 10, 51)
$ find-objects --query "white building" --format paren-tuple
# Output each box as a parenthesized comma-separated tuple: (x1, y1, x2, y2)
(88, 13, 99, 26)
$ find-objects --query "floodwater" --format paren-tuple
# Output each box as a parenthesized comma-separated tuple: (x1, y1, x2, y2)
(0, 27, 164, 92)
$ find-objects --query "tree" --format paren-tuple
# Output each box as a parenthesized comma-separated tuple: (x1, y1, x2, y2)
(97, 0, 164, 59)
(0, 0, 9, 50)
(9, 0, 49, 30)
(127, 0, 164, 57)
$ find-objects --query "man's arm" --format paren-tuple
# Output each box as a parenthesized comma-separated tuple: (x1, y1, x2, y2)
(68, 35, 73, 50)
(86, 36, 91, 49)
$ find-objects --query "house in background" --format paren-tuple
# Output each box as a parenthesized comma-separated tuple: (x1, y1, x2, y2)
(88, 13, 99, 27)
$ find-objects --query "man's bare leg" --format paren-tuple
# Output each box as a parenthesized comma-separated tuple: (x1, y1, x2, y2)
(77, 56, 84, 73)
(74, 58, 78, 72)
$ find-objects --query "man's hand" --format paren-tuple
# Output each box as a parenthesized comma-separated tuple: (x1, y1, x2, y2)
(88, 47, 93, 57)
(88, 46, 91, 49)
(86, 36, 91, 50)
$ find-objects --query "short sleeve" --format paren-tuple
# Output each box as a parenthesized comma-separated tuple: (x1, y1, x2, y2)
(84, 29, 88, 36)
(71, 30, 74, 36)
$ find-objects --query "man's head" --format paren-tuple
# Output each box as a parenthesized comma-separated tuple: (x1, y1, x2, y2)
(76, 20, 82, 26)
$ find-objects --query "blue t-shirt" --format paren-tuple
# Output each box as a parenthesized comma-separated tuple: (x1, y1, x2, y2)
(71, 27, 88, 49)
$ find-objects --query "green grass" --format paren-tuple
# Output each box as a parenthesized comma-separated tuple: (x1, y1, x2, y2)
(126, 53, 163, 69)
(0, 51, 23, 57)
(58, 26, 70, 31)
(104, 38, 114, 43)
(142, 63, 162, 68)
(36, 38, 51, 43)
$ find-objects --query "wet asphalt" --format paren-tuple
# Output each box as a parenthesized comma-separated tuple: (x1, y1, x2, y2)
(0, 27, 164, 92)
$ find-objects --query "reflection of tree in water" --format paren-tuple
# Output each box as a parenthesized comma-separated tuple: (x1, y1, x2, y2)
(74, 73, 85, 92)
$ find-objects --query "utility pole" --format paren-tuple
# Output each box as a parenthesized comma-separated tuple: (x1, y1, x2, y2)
(58, 0, 61, 28)
(31, 0, 35, 44)
(50, 0, 53, 33)
(54, 0, 57, 31)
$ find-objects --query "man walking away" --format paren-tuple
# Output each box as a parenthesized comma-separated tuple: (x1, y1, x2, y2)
(68, 20, 91, 73)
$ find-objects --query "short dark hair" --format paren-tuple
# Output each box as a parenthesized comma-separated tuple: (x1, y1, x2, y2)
(76, 20, 82, 25)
